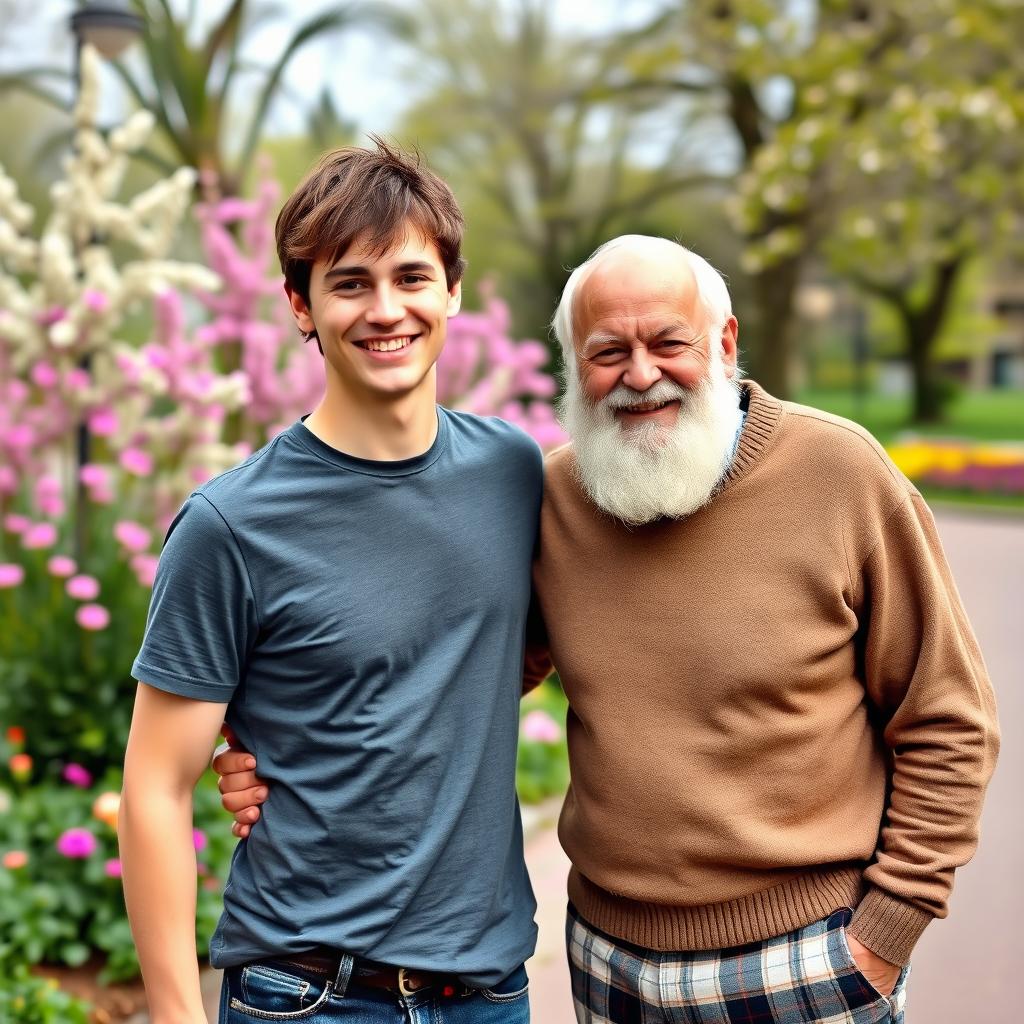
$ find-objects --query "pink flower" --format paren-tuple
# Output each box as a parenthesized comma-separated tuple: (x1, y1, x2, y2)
(36, 306, 66, 326)
(192, 828, 208, 852)
(119, 447, 153, 476)
(103, 858, 122, 878)
(89, 488, 114, 506)
(66, 574, 100, 600)
(79, 464, 109, 489)
(3, 514, 30, 534)
(0, 465, 17, 495)
(21, 522, 58, 549)
(47, 555, 77, 578)
(0, 564, 25, 588)
(64, 368, 91, 392)
(88, 408, 119, 437)
(520, 709, 562, 744)
(62, 763, 93, 788)
(131, 553, 159, 588)
(76, 603, 110, 631)
(30, 362, 60, 388)
(113, 520, 151, 553)
(83, 289, 110, 314)
(56, 827, 97, 858)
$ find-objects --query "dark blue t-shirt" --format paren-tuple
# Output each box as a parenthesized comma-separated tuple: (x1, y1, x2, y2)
(132, 409, 542, 986)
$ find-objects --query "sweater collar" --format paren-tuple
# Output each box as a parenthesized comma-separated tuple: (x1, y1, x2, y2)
(720, 380, 783, 492)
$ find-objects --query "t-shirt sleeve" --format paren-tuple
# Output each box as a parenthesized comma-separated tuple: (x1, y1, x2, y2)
(132, 494, 259, 703)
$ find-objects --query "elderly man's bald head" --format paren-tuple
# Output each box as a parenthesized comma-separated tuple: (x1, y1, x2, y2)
(551, 235, 734, 367)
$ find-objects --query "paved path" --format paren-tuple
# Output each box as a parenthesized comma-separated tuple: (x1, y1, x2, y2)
(522, 509, 1023, 1023)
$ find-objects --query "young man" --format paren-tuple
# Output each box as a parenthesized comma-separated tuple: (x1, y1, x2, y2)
(119, 142, 540, 1024)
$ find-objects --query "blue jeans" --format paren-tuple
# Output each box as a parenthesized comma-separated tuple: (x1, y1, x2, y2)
(219, 956, 530, 1023)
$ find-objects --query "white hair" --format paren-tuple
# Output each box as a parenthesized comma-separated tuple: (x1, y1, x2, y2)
(551, 235, 733, 371)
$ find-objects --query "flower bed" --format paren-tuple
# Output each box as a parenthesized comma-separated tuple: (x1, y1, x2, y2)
(887, 439, 1024, 497)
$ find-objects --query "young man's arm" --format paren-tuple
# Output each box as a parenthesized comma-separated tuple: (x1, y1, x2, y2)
(120, 683, 229, 1024)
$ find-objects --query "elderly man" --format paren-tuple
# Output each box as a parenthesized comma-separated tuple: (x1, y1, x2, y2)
(217, 236, 998, 1024)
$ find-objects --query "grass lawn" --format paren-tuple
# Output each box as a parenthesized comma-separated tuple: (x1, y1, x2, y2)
(796, 388, 1024, 445)
(796, 388, 1024, 513)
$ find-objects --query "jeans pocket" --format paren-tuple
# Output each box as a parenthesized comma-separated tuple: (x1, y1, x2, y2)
(479, 963, 530, 1004)
(227, 962, 333, 1020)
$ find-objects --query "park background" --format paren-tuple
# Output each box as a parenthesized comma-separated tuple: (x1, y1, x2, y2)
(0, 1, 1021, 1021)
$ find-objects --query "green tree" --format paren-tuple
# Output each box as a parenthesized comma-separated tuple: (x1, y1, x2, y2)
(399, 0, 720, 343)
(1, 0, 397, 197)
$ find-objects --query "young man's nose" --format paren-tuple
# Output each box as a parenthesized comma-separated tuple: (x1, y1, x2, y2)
(364, 286, 403, 324)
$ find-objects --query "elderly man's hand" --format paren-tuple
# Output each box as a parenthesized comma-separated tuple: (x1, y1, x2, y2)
(213, 726, 267, 839)
(846, 932, 901, 997)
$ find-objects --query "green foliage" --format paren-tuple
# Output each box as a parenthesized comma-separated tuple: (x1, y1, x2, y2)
(0, 513, 152, 774)
(0, 766, 236, 984)
(516, 680, 570, 805)
(0, 962, 91, 1024)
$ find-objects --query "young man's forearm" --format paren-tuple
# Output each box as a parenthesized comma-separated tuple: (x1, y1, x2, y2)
(120, 787, 208, 1024)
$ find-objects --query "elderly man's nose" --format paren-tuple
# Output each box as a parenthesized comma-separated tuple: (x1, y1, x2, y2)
(623, 351, 661, 391)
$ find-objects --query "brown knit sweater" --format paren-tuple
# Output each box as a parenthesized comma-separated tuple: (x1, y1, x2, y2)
(530, 382, 999, 967)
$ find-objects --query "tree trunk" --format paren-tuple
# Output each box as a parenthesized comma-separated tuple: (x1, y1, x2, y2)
(900, 255, 964, 425)
(745, 255, 803, 399)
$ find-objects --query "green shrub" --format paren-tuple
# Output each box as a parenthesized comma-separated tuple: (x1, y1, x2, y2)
(516, 679, 570, 804)
(0, 765, 235, 984)
(0, 961, 91, 1024)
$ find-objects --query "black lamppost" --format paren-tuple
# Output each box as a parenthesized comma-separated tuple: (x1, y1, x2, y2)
(68, 2, 144, 559)
(70, 2, 144, 74)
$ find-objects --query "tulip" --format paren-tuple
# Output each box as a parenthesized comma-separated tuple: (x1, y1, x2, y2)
(56, 827, 97, 858)
(520, 710, 562, 744)
(76, 603, 110, 631)
(66, 574, 100, 601)
(63, 763, 93, 788)
(47, 555, 77, 578)
(93, 791, 120, 829)
(2, 850, 28, 869)
(21, 522, 58, 549)
(9, 753, 33, 780)
(0, 564, 25, 589)
(114, 520, 152, 553)
(5, 725, 25, 747)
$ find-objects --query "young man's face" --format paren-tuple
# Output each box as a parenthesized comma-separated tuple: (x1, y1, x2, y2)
(288, 224, 462, 403)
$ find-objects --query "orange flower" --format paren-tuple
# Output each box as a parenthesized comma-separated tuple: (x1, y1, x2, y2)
(9, 753, 32, 780)
(2, 850, 28, 869)
(92, 791, 121, 829)
(5, 725, 25, 748)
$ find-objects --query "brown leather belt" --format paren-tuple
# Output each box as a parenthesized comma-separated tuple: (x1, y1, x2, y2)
(270, 947, 468, 998)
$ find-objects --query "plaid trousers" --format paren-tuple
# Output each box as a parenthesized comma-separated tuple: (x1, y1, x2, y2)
(567, 904, 910, 1024)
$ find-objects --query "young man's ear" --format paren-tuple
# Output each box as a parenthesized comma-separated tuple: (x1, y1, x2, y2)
(285, 284, 316, 336)
(446, 280, 463, 319)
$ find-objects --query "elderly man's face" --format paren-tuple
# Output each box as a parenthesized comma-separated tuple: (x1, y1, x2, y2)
(572, 253, 738, 433)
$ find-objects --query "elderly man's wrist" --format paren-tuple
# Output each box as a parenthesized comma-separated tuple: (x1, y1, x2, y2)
(848, 886, 933, 967)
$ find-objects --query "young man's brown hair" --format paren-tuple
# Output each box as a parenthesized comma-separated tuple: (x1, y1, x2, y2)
(275, 137, 467, 317)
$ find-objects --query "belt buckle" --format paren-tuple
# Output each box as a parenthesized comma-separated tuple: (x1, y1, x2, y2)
(397, 967, 419, 997)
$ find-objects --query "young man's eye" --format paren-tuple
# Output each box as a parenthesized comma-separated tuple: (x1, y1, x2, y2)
(333, 280, 364, 292)
(399, 274, 428, 286)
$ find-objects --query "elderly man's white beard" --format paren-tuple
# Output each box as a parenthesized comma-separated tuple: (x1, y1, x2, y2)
(559, 351, 742, 525)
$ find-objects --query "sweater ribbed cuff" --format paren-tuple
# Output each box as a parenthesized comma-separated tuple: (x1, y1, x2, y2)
(846, 886, 934, 967)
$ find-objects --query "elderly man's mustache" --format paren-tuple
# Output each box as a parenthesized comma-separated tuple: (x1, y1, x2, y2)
(600, 379, 689, 412)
